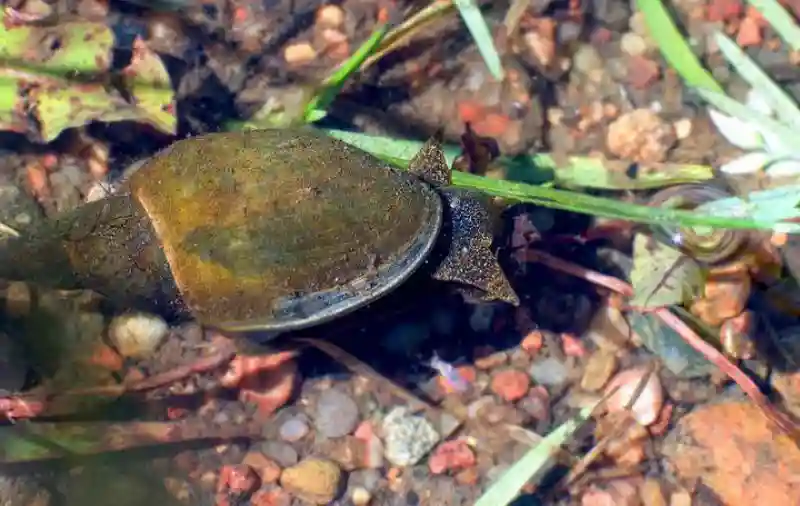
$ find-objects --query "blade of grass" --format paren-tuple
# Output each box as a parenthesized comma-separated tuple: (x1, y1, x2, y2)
(362, 0, 456, 70)
(635, 0, 723, 92)
(452, 170, 800, 232)
(474, 400, 601, 506)
(713, 31, 800, 128)
(321, 128, 800, 232)
(746, 0, 800, 51)
(452, 0, 504, 80)
(302, 18, 391, 122)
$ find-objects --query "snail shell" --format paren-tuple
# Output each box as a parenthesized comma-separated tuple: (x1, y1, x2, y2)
(647, 184, 751, 265)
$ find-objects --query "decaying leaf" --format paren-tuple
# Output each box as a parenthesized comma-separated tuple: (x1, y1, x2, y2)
(629, 233, 704, 309)
(0, 20, 113, 75)
(1, 21, 176, 142)
(0, 74, 28, 133)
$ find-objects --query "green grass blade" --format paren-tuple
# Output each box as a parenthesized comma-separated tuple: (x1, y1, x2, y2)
(452, 171, 800, 232)
(746, 0, 800, 51)
(321, 127, 800, 232)
(452, 0, 504, 81)
(474, 401, 600, 506)
(302, 21, 390, 122)
(713, 31, 800, 127)
(635, 0, 723, 92)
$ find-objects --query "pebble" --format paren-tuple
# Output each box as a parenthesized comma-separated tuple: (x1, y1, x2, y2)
(474, 350, 508, 370)
(279, 417, 310, 442)
(428, 440, 476, 474)
(316, 4, 344, 29)
(580, 350, 618, 392)
(572, 44, 604, 74)
(662, 401, 800, 506)
(604, 367, 664, 426)
(354, 421, 384, 468)
(280, 458, 342, 505)
(490, 369, 531, 402)
(251, 487, 291, 506)
(528, 357, 571, 386)
(107, 312, 168, 359)
(606, 109, 676, 164)
(323, 435, 366, 471)
(640, 478, 667, 506)
(283, 42, 317, 65)
(4, 282, 31, 318)
(381, 407, 441, 467)
(347, 469, 382, 492)
(518, 386, 550, 422)
(242, 452, 281, 484)
(350, 486, 372, 506)
(314, 389, 360, 438)
(620, 32, 648, 56)
(260, 441, 299, 467)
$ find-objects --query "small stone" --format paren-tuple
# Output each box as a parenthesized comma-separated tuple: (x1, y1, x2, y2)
(706, 0, 743, 22)
(283, 42, 317, 65)
(251, 487, 291, 506)
(219, 464, 260, 496)
(350, 486, 372, 506)
(669, 490, 692, 506)
(474, 351, 508, 370)
(662, 401, 800, 506)
(560, 333, 586, 357)
(582, 478, 642, 506)
(607, 109, 676, 164)
(520, 330, 544, 355)
(314, 389, 360, 438)
(528, 357, 571, 386)
(243, 452, 282, 484)
(690, 272, 751, 327)
(354, 421, 384, 468)
(260, 441, 299, 467)
(280, 458, 342, 505)
(604, 367, 664, 426)
(580, 350, 618, 392)
(673, 118, 693, 140)
(4, 282, 31, 318)
(490, 369, 531, 402)
(316, 4, 344, 28)
(627, 55, 660, 89)
(454, 466, 479, 485)
(381, 407, 440, 467)
(347, 469, 382, 492)
(518, 386, 550, 422)
(323, 436, 366, 471)
(107, 312, 168, 359)
(620, 32, 647, 56)
(279, 417, 310, 442)
(428, 440, 476, 474)
(572, 44, 604, 74)
(640, 478, 667, 506)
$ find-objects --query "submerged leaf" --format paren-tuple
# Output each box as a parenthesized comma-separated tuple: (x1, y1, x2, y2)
(0, 75, 27, 133)
(707, 108, 764, 151)
(719, 151, 771, 175)
(630, 233, 704, 309)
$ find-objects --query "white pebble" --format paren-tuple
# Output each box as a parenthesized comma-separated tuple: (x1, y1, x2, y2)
(604, 366, 664, 426)
(108, 312, 168, 358)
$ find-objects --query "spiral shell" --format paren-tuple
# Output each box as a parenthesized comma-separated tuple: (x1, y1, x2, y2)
(647, 184, 750, 265)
